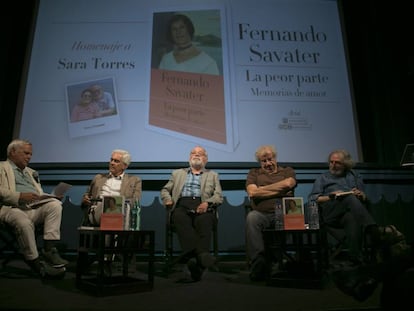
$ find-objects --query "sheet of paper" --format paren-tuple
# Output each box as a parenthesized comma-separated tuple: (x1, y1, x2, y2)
(51, 182, 72, 197)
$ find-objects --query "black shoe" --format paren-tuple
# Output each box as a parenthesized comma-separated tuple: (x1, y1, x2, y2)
(249, 255, 267, 282)
(42, 247, 69, 268)
(39, 261, 66, 279)
(352, 277, 378, 302)
(331, 265, 378, 302)
(187, 259, 204, 282)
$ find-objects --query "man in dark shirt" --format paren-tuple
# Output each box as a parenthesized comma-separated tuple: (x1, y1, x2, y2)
(245, 145, 296, 281)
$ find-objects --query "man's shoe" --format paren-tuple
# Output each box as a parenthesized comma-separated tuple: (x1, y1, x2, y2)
(249, 255, 267, 282)
(187, 259, 204, 282)
(331, 265, 378, 302)
(39, 261, 66, 279)
(42, 247, 69, 267)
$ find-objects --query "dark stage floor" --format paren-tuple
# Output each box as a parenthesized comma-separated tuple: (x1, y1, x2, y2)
(0, 255, 383, 311)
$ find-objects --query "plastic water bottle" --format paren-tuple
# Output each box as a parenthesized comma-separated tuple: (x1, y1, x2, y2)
(123, 199, 131, 230)
(308, 201, 320, 230)
(275, 199, 284, 230)
(130, 200, 141, 230)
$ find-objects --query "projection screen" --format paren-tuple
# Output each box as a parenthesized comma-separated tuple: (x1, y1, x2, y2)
(15, 0, 361, 164)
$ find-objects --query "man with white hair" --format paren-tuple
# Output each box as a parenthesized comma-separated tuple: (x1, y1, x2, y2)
(0, 139, 67, 278)
(81, 149, 142, 226)
(160, 146, 223, 281)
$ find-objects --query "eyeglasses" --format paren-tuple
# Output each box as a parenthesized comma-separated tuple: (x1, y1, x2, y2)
(260, 158, 275, 163)
(190, 152, 205, 157)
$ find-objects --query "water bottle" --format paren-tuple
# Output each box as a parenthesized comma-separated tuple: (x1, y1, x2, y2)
(123, 199, 131, 230)
(130, 199, 141, 230)
(308, 201, 320, 230)
(275, 198, 284, 230)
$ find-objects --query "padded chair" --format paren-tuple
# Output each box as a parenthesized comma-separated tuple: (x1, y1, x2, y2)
(164, 207, 219, 276)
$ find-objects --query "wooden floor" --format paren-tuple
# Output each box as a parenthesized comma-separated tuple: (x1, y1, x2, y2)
(0, 255, 384, 311)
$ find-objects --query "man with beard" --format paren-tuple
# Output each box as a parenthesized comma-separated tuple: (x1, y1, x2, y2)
(245, 145, 297, 281)
(160, 146, 223, 281)
(310, 149, 414, 303)
(309, 149, 376, 265)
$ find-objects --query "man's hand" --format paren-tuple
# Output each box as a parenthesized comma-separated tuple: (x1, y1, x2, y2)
(352, 188, 367, 201)
(81, 195, 92, 206)
(196, 202, 209, 214)
(19, 192, 40, 203)
(164, 200, 174, 209)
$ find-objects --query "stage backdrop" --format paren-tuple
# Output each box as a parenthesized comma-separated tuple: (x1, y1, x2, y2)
(15, 0, 361, 164)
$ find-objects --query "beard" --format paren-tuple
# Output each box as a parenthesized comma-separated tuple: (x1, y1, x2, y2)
(190, 158, 204, 169)
(330, 167, 345, 176)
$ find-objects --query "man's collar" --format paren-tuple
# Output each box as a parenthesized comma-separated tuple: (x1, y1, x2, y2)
(108, 173, 124, 180)
(187, 167, 205, 175)
(9, 160, 26, 172)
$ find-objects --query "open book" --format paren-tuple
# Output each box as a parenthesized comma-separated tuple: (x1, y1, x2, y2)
(26, 182, 72, 208)
(329, 191, 354, 200)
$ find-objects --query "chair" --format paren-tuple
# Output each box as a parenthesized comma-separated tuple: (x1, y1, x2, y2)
(164, 207, 219, 276)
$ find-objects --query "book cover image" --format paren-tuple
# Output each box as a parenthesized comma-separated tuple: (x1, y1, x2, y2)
(66, 77, 121, 138)
(148, 8, 237, 151)
(100, 195, 125, 230)
(283, 197, 304, 215)
(103, 195, 124, 214)
(283, 197, 305, 230)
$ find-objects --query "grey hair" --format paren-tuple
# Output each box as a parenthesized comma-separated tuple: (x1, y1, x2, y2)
(112, 149, 131, 166)
(255, 145, 277, 162)
(189, 146, 208, 158)
(7, 139, 32, 157)
(328, 149, 355, 170)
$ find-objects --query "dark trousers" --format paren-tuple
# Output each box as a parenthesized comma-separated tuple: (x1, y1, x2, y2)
(172, 197, 216, 256)
(320, 195, 376, 261)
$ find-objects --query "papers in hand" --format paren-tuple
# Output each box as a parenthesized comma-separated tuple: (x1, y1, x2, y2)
(26, 182, 72, 208)
(51, 182, 72, 197)
(329, 191, 354, 200)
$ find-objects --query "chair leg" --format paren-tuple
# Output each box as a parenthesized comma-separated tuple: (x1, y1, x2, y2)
(163, 224, 174, 277)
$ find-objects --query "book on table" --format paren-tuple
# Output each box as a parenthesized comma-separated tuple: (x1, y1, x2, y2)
(100, 195, 125, 230)
(282, 197, 305, 230)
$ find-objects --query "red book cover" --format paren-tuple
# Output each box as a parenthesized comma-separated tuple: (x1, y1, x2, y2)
(283, 197, 305, 230)
(100, 214, 123, 230)
(100, 195, 124, 230)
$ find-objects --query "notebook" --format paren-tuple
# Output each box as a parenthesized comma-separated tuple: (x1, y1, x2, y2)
(400, 143, 414, 167)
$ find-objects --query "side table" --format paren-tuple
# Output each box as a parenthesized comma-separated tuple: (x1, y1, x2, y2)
(263, 228, 328, 289)
(76, 228, 155, 296)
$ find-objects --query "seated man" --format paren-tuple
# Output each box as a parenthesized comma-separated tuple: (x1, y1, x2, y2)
(308, 149, 376, 265)
(81, 149, 142, 226)
(310, 149, 413, 303)
(0, 139, 67, 278)
(246, 145, 297, 281)
(160, 146, 223, 282)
